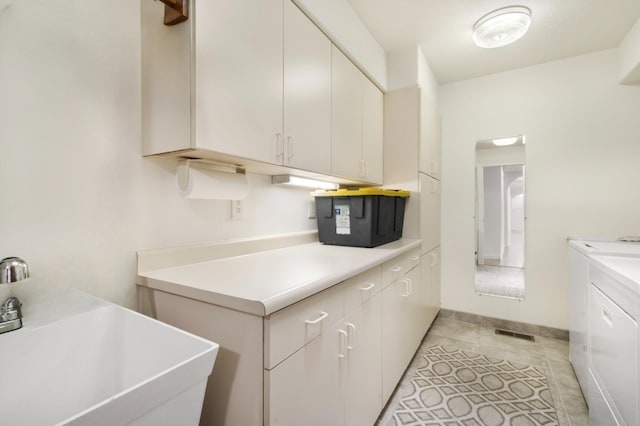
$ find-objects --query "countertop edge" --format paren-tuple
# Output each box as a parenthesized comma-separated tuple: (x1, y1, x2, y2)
(137, 239, 421, 316)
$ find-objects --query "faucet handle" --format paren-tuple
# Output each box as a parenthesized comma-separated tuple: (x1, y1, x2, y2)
(1, 297, 22, 322)
(0, 257, 29, 284)
(2, 296, 22, 312)
(0, 296, 23, 333)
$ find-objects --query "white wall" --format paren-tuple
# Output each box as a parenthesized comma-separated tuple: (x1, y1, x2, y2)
(440, 49, 640, 329)
(475, 146, 525, 167)
(387, 47, 418, 91)
(292, 0, 387, 89)
(0, 1, 315, 309)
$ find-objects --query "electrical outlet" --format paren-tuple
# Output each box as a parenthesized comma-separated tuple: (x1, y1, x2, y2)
(308, 198, 316, 219)
(231, 200, 244, 220)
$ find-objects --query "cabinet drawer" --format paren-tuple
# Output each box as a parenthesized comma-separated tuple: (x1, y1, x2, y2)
(265, 285, 344, 369)
(343, 266, 382, 314)
(381, 248, 421, 288)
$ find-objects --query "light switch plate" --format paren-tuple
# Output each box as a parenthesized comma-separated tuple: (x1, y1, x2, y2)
(308, 199, 316, 219)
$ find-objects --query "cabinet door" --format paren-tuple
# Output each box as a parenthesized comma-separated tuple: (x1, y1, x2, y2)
(331, 46, 363, 180)
(194, 0, 283, 164)
(267, 326, 344, 426)
(421, 248, 440, 331)
(343, 293, 382, 426)
(381, 276, 411, 403)
(430, 248, 441, 323)
(420, 173, 441, 254)
(284, 0, 331, 173)
(419, 85, 441, 179)
(405, 266, 424, 353)
(361, 78, 383, 184)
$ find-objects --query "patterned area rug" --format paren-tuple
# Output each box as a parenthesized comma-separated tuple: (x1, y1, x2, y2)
(389, 345, 558, 426)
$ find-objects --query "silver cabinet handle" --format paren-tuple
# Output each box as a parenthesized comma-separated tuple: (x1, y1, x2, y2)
(338, 329, 348, 358)
(346, 322, 356, 350)
(275, 133, 284, 163)
(287, 135, 294, 162)
(401, 279, 411, 297)
(360, 283, 376, 291)
(305, 311, 328, 325)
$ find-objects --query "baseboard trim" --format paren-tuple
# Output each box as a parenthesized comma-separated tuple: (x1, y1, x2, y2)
(438, 308, 569, 341)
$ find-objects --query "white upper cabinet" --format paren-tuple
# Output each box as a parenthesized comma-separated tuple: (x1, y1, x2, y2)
(332, 46, 363, 180)
(420, 173, 441, 253)
(142, 0, 382, 184)
(195, 0, 284, 164)
(332, 46, 383, 185)
(419, 87, 441, 179)
(142, 0, 283, 164)
(283, 1, 332, 173)
(362, 78, 384, 184)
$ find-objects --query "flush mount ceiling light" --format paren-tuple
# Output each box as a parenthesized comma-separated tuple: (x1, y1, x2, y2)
(473, 6, 531, 49)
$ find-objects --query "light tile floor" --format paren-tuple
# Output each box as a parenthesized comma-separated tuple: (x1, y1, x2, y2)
(377, 316, 589, 425)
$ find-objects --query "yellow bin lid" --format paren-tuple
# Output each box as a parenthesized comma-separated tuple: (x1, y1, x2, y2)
(311, 188, 410, 198)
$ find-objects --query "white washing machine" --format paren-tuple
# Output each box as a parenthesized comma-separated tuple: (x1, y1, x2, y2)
(587, 254, 640, 426)
(567, 239, 640, 405)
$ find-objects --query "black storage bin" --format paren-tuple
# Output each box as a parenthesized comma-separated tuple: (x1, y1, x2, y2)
(312, 188, 410, 248)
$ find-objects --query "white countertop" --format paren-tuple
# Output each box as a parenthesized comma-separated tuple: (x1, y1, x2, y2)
(138, 239, 421, 316)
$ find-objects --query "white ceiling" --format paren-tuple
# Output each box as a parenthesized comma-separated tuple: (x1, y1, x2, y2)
(346, 0, 640, 84)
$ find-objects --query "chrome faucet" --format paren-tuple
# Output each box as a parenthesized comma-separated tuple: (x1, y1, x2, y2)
(0, 257, 29, 334)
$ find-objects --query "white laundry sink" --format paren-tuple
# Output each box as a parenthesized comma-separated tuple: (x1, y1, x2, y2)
(0, 303, 218, 426)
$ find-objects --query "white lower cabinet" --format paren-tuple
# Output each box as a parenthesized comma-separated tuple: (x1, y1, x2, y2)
(266, 294, 382, 426)
(381, 262, 423, 403)
(266, 270, 383, 426)
(266, 249, 432, 425)
(421, 247, 441, 331)
(381, 273, 411, 403)
(266, 322, 344, 426)
(145, 247, 434, 426)
(344, 294, 383, 426)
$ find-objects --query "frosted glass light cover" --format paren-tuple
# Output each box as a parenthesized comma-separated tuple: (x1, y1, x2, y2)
(473, 6, 531, 49)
